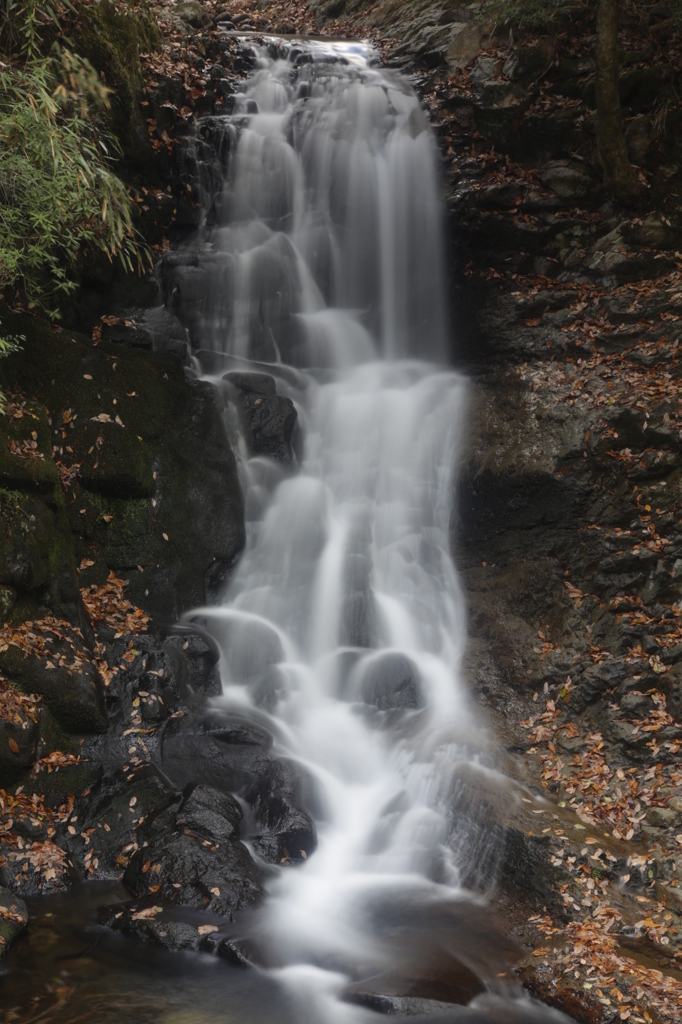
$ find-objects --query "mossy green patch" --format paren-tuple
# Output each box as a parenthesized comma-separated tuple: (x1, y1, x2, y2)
(0, 404, 61, 501)
(77, 0, 161, 167)
(75, 421, 154, 500)
(0, 482, 80, 624)
(30, 760, 103, 804)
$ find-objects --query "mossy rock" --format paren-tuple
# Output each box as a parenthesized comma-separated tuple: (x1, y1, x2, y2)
(175, 1, 205, 27)
(0, 404, 60, 499)
(77, 0, 161, 169)
(75, 420, 154, 500)
(37, 705, 81, 759)
(102, 496, 159, 567)
(30, 760, 103, 805)
(0, 311, 187, 446)
(0, 712, 38, 766)
(0, 488, 81, 624)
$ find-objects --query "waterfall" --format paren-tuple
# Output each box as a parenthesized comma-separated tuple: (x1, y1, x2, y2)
(177, 38, 571, 1024)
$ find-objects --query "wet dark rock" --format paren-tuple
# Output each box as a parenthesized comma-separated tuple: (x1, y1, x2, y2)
(75, 770, 180, 877)
(223, 372, 298, 463)
(359, 653, 424, 711)
(162, 629, 221, 696)
(0, 713, 39, 779)
(570, 660, 627, 712)
(499, 824, 569, 916)
(32, 761, 103, 808)
(0, 838, 71, 896)
(244, 758, 317, 864)
(249, 664, 289, 712)
(160, 710, 273, 793)
(100, 307, 189, 360)
(0, 886, 28, 959)
(177, 785, 243, 843)
(216, 934, 259, 966)
(120, 629, 221, 716)
(123, 830, 264, 917)
(101, 629, 221, 735)
(0, 648, 107, 735)
(118, 912, 204, 951)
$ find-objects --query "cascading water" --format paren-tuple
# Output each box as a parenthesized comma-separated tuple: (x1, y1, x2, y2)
(178, 38, 572, 1024)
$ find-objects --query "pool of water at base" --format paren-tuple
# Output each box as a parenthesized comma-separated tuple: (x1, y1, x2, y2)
(0, 883, 576, 1024)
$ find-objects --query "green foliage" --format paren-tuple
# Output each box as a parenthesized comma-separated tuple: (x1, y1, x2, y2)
(0, 1, 149, 315)
(78, 0, 161, 152)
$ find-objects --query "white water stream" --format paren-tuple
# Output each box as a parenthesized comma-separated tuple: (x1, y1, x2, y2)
(183, 39, 570, 1024)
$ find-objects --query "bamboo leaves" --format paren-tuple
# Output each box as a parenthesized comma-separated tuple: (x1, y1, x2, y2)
(0, 41, 149, 314)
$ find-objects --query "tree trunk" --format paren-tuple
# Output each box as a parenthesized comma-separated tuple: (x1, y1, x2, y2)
(595, 0, 643, 205)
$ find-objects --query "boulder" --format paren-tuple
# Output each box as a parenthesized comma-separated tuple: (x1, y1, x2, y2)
(359, 652, 424, 711)
(0, 489, 81, 624)
(223, 371, 298, 463)
(74, 771, 179, 875)
(160, 710, 273, 793)
(175, 2, 205, 28)
(0, 647, 107, 735)
(120, 630, 222, 722)
(539, 161, 598, 200)
(0, 710, 39, 782)
(177, 784, 243, 843)
(646, 806, 682, 830)
(123, 830, 264, 918)
(100, 307, 189, 359)
(244, 758, 317, 863)
(447, 22, 483, 70)
(31, 760, 103, 807)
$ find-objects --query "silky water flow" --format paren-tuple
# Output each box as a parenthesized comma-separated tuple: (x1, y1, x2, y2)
(174, 39, 573, 1024)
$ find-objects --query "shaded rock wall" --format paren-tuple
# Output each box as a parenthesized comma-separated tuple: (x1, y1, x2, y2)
(0, 310, 244, 626)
